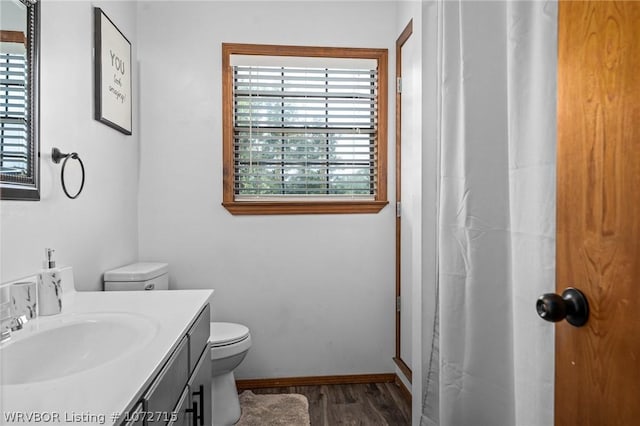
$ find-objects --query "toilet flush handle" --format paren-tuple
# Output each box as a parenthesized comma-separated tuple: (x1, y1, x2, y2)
(144, 283, 155, 290)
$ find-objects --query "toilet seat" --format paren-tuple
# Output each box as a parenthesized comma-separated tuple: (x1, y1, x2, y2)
(210, 322, 250, 347)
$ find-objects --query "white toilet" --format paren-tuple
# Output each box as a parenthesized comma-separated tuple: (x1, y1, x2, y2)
(104, 263, 252, 426)
(210, 322, 252, 425)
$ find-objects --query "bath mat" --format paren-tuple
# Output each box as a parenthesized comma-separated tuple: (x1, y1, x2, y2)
(236, 391, 311, 426)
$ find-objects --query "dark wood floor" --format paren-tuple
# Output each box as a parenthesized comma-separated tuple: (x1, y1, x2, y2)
(243, 382, 411, 426)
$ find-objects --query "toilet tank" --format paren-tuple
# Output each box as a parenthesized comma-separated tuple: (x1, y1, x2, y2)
(103, 262, 169, 291)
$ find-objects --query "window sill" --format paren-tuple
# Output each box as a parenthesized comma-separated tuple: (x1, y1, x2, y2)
(222, 200, 389, 215)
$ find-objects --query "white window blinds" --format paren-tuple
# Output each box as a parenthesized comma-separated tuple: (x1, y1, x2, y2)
(232, 58, 379, 199)
(0, 52, 29, 180)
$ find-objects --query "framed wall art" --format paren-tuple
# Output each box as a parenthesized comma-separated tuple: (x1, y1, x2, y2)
(94, 7, 131, 135)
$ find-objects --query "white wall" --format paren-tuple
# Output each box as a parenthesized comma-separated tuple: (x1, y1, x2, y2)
(418, 2, 440, 425)
(396, 2, 440, 425)
(0, 1, 139, 291)
(137, 1, 397, 379)
(395, 0, 421, 395)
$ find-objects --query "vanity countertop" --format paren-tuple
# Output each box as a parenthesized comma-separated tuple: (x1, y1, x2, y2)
(0, 279, 212, 426)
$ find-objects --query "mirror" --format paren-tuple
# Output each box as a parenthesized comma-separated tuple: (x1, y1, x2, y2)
(0, 0, 39, 200)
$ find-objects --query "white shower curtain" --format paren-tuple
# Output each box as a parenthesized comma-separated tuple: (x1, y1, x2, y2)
(422, 1, 557, 425)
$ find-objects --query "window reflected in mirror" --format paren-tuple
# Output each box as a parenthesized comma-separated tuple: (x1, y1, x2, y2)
(0, 0, 39, 200)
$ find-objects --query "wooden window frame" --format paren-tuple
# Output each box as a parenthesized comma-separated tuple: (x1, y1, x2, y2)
(222, 43, 388, 215)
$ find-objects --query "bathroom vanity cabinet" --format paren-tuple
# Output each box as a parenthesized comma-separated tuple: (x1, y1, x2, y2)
(122, 305, 211, 426)
(0, 268, 213, 426)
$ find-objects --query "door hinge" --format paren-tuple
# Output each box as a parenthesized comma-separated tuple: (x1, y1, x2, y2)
(396, 201, 401, 218)
(396, 296, 401, 312)
(396, 77, 402, 94)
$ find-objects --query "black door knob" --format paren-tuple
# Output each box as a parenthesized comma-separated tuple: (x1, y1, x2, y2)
(536, 287, 589, 327)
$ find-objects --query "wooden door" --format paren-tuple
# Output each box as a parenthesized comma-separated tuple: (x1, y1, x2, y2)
(556, 2, 640, 424)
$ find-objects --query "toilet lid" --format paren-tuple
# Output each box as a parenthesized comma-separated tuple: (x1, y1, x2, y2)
(210, 322, 250, 347)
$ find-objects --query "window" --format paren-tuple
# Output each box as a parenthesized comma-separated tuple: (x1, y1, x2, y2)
(222, 44, 388, 215)
(1, 51, 29, 179)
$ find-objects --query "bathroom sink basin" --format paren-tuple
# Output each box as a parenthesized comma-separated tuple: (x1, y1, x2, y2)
(0, 312, 157, 385)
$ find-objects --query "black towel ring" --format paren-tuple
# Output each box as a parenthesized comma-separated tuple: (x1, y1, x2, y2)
(52, 148, 85, 199)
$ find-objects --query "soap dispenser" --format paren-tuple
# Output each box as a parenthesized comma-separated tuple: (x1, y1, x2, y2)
(38, 248, 62, 316)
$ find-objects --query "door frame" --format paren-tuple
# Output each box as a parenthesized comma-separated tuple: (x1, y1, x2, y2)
(394, 19, 413, 383)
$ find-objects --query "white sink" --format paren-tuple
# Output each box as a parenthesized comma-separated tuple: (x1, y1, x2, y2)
(0, 312, 157, 385)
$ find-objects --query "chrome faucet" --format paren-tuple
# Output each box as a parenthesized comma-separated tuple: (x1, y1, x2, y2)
(1, 281, 37, 343)
(0, 301, 12, 343)
(1, 311, 31, 343)
(11, 315, 28, 331)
